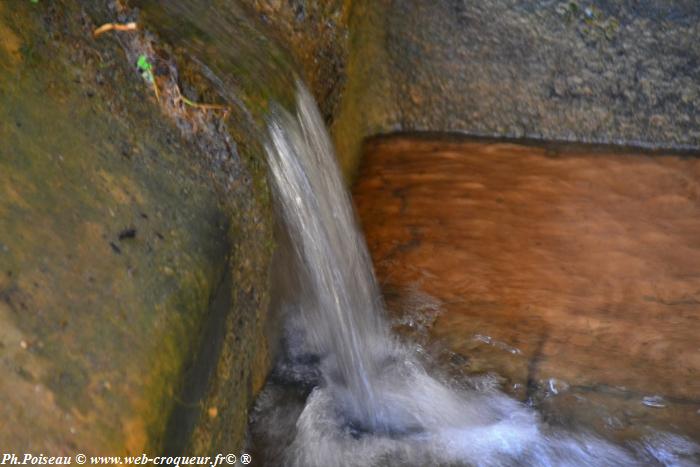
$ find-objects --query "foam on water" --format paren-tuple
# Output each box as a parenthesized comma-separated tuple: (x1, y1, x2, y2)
(255, 82, 699, 466)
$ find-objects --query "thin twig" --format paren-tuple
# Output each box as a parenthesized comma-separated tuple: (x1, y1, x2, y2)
(152, 79, 160, 103)
(181, 95, 228, 111)
(93, 22, 138, 37)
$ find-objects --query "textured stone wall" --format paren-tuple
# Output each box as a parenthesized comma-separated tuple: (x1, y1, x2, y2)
(333, 0, 700, 179)
(0, 0, 294, 456)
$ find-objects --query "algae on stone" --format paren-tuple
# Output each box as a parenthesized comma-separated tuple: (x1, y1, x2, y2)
(0, 0, 288, 455)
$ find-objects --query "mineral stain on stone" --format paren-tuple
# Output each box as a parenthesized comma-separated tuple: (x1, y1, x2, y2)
(354, 135, 700, 445)
(0, 0, 284, 456)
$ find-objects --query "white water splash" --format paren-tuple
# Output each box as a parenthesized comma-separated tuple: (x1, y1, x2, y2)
(255, 82, 699, 466)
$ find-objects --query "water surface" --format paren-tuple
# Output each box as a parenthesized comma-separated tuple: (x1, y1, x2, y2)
(251, 93, 700, 465)
(353, 135, 700, 453)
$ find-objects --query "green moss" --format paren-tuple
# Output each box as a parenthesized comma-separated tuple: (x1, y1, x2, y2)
(331, 0, 397, 182)
(0, 2, 236, 455)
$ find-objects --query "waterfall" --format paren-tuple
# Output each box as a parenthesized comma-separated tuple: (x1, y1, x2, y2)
(264, 83, 391, 431)
(254, 81, 699, 467)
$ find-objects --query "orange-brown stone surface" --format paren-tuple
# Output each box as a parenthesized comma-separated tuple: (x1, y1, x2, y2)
(354, 136, 700, 439)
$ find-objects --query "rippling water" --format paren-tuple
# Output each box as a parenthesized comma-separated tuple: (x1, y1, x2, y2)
(252, 83, 700, 466)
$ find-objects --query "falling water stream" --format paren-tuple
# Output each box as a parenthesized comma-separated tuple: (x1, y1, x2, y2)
(6, 0, 698, 461)
(250, 83, 700, 466)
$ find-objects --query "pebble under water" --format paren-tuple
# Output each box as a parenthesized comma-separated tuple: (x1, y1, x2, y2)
(250, 83, 700, 466)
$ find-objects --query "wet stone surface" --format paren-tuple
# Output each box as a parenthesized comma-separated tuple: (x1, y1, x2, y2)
(354, 135, 700, 445)
(334, 0, 700, 177)
(0, 0, 287, 455)
(389, 0, 700, 147)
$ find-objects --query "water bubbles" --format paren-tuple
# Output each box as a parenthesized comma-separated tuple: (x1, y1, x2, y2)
(472, 334, 522, 355)
(547, 378, 570, 396)
(635, 432, 700, 466)
(255, 81, 692, 467)
(642, 395, 667, 408)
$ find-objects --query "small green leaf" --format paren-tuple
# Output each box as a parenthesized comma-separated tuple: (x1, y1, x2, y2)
(136, 55, 155, 84)
(136, 55, 153, 72)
